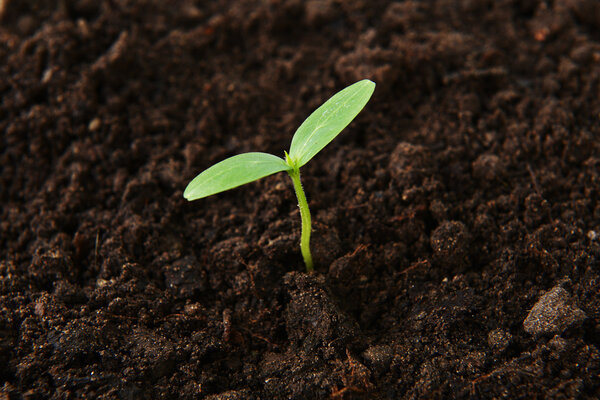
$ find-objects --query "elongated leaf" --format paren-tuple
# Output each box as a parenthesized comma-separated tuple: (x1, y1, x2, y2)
(289, 79, 375, 167)
(183, 152, 291, 200)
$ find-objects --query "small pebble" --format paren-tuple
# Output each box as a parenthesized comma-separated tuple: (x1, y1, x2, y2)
(523, 286, 586, 336)
(88, 118, 101, 132)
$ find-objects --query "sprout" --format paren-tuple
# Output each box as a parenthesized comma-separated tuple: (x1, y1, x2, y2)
(184, 80, 376, 272)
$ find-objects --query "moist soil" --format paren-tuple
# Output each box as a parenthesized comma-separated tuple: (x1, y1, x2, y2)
(1, 1, 600, 399)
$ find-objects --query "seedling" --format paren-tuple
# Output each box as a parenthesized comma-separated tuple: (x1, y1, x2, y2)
(184, 80, 376, 272)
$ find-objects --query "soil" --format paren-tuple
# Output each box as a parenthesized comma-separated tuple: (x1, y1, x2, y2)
(1, 1, 600, 399)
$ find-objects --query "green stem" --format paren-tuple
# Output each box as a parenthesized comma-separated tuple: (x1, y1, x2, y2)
(288, 168, 314, 272)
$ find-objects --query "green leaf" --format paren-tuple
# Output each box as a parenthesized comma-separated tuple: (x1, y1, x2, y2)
(183, 152, 291, 200)
(288, 79, 376, 167)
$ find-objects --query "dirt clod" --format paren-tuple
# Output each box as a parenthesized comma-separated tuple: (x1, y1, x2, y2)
(430, 221, 471, 271)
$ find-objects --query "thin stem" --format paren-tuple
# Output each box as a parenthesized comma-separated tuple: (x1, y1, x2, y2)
(288, 168, 314, 272)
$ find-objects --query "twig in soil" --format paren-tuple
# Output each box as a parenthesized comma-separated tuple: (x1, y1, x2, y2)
(330, 385, 364, 399)
(389, 204, 427, 224)
(470, 362, 538, 396)
(346, 348, 374, 388)
(237, 327, 279, 349)
(329, 350, 372, 399)
(183, 80, 376, 272)
(527, 163, 541, 194)
(93, 229, 100, 269)
(345, 203, 369, 210)
(399, 259, 430, 276)
(349, 243, 369, 258)
(234, 250, 262, 297)
(222, 308, 232, 342)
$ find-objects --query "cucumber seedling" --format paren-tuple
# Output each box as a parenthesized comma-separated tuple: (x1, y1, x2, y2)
(184, 79, 376, 272)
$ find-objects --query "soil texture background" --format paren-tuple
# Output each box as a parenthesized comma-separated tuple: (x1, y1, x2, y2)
(1, 1, 600, 398)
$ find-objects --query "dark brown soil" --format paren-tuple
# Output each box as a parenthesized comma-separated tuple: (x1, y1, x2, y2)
(1, 1, 600, 399)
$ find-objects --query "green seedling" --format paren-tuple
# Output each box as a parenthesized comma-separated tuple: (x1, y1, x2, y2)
(184, 79, 376, 272)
